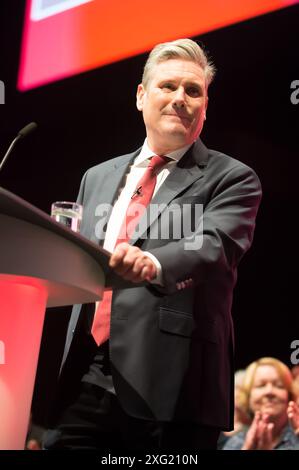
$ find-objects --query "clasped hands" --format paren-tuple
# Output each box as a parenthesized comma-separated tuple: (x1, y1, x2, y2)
(109, 242, 157, 283)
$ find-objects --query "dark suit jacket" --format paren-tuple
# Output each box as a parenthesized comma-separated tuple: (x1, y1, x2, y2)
(56, 139, 262, 430)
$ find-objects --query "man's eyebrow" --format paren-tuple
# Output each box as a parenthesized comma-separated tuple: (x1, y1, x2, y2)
(159, 79, 203, 87)
(159, 78, 177, 83)
(184, 81, 203, 88)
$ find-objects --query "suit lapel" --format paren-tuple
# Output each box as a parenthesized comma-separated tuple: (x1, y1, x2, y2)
(129, 139, 209, 245)
(93, 149, 140, 244)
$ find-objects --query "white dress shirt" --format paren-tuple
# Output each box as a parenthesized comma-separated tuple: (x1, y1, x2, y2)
(103, 139, 192, 283)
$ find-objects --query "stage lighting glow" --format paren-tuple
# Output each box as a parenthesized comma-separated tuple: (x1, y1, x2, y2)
(18, 0, 299, 91)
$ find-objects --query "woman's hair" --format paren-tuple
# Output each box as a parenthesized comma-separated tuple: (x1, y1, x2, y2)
(142, 38, 216, 89)
(235, 369, 246, 388)
(240, 357, 293, 413)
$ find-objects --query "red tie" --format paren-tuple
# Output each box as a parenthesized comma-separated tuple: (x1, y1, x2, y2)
(91, 155, 169, 345)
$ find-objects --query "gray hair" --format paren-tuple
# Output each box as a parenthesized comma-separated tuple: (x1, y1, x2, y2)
(142, 38, 216, 89)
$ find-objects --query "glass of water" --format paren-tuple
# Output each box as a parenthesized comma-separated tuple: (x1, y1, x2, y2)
(51, 201, 83, 233)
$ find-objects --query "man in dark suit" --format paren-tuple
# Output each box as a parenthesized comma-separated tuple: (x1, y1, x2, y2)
(45, 38, 262, 450)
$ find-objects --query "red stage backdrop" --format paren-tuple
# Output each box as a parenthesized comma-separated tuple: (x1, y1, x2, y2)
(18, 0, 298, 90)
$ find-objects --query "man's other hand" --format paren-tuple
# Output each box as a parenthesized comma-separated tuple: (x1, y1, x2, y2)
(109, 243, 157, 283)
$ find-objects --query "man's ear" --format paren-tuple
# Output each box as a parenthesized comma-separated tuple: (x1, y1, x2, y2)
(136, 84, 145, 111)
(204, 96, 209, 120)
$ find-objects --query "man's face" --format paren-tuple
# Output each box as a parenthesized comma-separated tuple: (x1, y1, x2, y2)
(136, 59, 208, 154)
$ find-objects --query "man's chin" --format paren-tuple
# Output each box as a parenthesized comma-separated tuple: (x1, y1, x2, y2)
(162, 125, 191, 143)
(150, 126, 193, 152)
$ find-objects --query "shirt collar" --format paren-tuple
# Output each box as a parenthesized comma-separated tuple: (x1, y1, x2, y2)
(133, 138, 193, 167)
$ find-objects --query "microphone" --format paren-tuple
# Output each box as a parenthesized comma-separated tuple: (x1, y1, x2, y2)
(131, 185, 142, 199)
(0, 122, 37, 172)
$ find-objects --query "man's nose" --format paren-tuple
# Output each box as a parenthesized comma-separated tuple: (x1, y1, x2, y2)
(172, 87, 186, 108)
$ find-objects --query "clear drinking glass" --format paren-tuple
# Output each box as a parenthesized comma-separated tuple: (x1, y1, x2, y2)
(51, 201, 83, 233)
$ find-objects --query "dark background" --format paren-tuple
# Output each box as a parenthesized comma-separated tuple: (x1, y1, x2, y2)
(0, 1, 298, 426)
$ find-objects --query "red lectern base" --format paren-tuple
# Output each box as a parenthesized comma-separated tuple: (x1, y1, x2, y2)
(0, 277, 48, 450)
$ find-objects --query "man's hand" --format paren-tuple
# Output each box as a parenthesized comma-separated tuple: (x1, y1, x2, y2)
(109, 243, 157, 283)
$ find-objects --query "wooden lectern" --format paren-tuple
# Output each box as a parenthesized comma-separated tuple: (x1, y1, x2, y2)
(0, 187, 123, 449)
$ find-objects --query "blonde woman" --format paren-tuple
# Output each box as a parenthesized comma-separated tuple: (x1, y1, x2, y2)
(223, 357, 299, 450)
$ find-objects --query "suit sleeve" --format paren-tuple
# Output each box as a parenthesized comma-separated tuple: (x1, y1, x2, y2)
(76, 170, 88, 205)
(148, 164, 262, 294)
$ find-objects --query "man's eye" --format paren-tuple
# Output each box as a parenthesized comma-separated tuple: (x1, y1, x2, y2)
(162, 83, 175, 91)
(186, 87, 200, 97)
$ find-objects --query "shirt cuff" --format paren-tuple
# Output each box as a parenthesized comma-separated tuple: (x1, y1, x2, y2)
(143, 251, 164, 286)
